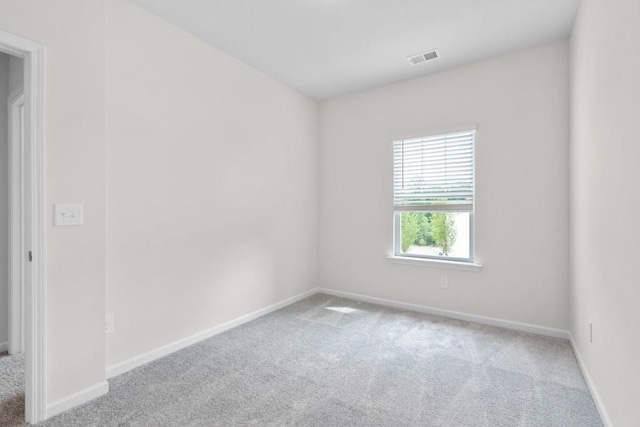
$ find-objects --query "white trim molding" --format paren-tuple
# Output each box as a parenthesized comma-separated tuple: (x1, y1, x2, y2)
(0, 29, 47, 424)
(317, 288, 570, 339)
(107, 286, 571, 382)
(387, 256, 483, 271)
(47, 381, 109, 420)
(106, 288, 317, 379)
(391, 123, 478, 143)
(569, 334, 612, 427)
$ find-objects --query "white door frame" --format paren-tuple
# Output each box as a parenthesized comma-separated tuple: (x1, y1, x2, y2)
(8, 87, 25, 355)
(0, 30, 47, 425)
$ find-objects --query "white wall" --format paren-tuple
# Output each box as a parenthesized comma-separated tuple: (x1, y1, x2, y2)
(105, 0, 318, 366)
(0, 0, 319, 410)
(0, 52, 22, 349)
(570, 0, 640, 426)
(319, 41, 570, 329)
(0, 0, 107, 403)
(0, 53, 8, 347)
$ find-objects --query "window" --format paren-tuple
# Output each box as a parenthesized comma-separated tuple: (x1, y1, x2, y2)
(393, 130, 475, 263)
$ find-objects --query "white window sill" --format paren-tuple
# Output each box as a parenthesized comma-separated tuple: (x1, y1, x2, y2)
(386, 256, 482, 272)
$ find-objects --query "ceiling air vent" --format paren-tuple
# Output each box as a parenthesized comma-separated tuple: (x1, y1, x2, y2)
(407, 49, 440, 65)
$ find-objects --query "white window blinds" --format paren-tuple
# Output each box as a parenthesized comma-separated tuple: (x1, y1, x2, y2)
(393, 130, 475, 211)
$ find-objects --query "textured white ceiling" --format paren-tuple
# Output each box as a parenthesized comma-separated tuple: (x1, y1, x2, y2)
(133, 0, 579, 101)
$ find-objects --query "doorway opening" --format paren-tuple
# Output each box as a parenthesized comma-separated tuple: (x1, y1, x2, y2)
(8, 62, 25, 357)
(0, 30, 46, 425)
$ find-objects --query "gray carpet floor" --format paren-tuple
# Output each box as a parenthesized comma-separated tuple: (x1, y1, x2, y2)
(0, 351, 25, 426)
(1, 293, 602, 426)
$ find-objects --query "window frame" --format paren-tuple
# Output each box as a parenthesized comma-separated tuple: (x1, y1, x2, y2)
(392, 128, 477, 264)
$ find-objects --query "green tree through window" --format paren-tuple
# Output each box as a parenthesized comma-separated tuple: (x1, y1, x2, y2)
(431, 213, 457, 256)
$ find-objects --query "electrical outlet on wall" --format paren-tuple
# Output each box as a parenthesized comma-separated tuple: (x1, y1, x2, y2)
(440, 276, 449, 289)
(105, 314, 114, 334)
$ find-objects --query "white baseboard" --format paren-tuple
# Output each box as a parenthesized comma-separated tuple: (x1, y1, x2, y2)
(75, 287, 609, 427)
(47, 381, 109, 419)
(318, 288, 570, 340)
(569, 334, 612, 427)
(42, 287, 611, 424)
(105, 285, 568, 377)
(0, 341, 8, 353)
(106, 288, 318, 379)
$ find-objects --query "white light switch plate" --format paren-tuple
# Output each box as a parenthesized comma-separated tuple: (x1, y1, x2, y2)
(54, 204, 83, 226)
